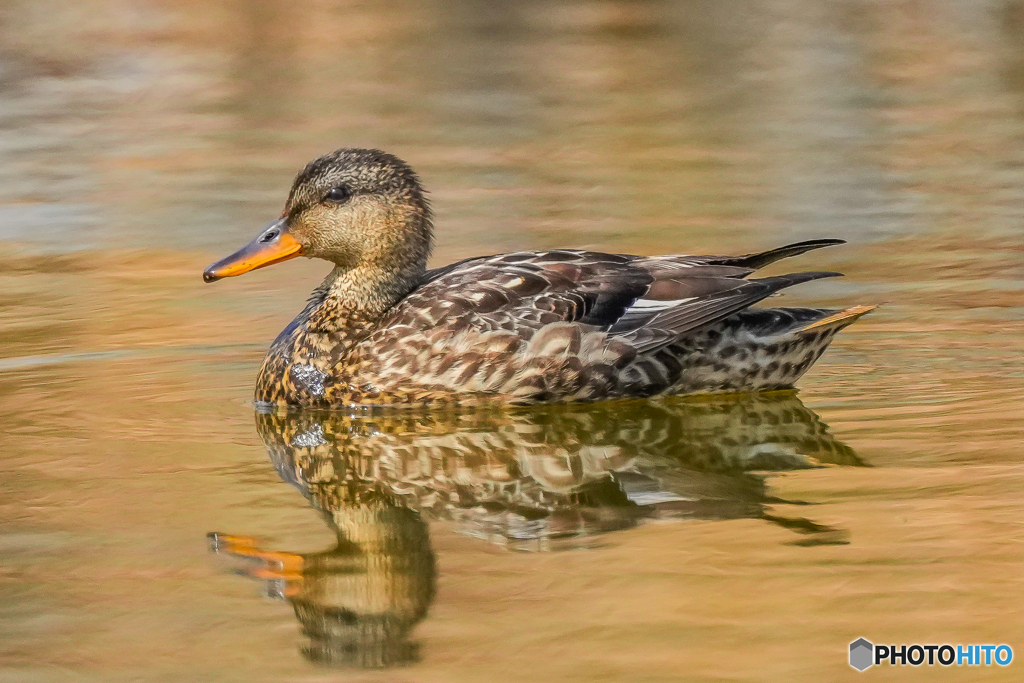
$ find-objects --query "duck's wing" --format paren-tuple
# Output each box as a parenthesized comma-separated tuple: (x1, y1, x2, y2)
(419, 239, 844, 285)
(602, 269, 841, 353)
(399, 243, 842, 354)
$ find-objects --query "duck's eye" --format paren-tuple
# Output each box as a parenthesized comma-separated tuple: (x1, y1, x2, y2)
(324, 186, 351, 204)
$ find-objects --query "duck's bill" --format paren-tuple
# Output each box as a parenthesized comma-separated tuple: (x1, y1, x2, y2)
(203, 219, 304, 283)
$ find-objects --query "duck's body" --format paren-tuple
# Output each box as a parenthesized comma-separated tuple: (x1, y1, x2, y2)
(254, 245, 870, 408)
(204, 149, 872, 409)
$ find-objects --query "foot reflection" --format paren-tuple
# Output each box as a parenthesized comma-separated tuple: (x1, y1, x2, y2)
(209, 392, 864, 668)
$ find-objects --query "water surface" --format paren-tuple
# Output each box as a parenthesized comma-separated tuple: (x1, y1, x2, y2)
(1, 1, 1022, 681)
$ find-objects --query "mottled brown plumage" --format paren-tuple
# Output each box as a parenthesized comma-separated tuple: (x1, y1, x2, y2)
(203, 148, 873, 408)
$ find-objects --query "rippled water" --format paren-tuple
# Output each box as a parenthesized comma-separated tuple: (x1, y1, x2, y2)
(1, 1, 1023, 681)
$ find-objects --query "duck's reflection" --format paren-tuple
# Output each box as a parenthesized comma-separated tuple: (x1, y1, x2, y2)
(209, 392, 864, 668)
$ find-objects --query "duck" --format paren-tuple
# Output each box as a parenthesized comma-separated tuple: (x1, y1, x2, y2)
(203, 148, 873, 409)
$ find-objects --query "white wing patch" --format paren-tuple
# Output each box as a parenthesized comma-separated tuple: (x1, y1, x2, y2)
(609, 296, 699, 336)
(625, 297, 696, 313)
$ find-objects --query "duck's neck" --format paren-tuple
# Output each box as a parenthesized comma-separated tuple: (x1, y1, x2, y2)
(304, 264, 418, 336)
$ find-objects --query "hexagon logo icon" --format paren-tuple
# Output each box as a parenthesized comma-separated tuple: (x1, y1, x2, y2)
(849, 638, 874, 671)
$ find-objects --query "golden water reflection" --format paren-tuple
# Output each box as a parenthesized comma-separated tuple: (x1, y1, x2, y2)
(211, 393, 862, 668)
(1, 0, 1023, 679)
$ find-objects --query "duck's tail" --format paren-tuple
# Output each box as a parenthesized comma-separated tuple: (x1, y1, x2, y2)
(797, 304, 877, 332)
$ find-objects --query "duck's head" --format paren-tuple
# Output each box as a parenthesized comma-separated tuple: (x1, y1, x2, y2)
(203, 149, 432, 287)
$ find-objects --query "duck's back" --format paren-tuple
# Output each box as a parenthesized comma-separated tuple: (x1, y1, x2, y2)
(338, 241, 872, 406)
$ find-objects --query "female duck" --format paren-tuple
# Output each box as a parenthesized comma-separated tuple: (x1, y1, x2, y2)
(204, 148, 871, 408)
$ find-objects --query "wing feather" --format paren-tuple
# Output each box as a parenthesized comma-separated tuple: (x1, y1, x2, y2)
(392, 245, 844, 355)
(614, 272, 841, 352)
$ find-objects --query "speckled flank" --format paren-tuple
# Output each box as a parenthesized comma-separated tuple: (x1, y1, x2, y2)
(657, 306, 873, 396)
(340, 305, 869, 406)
